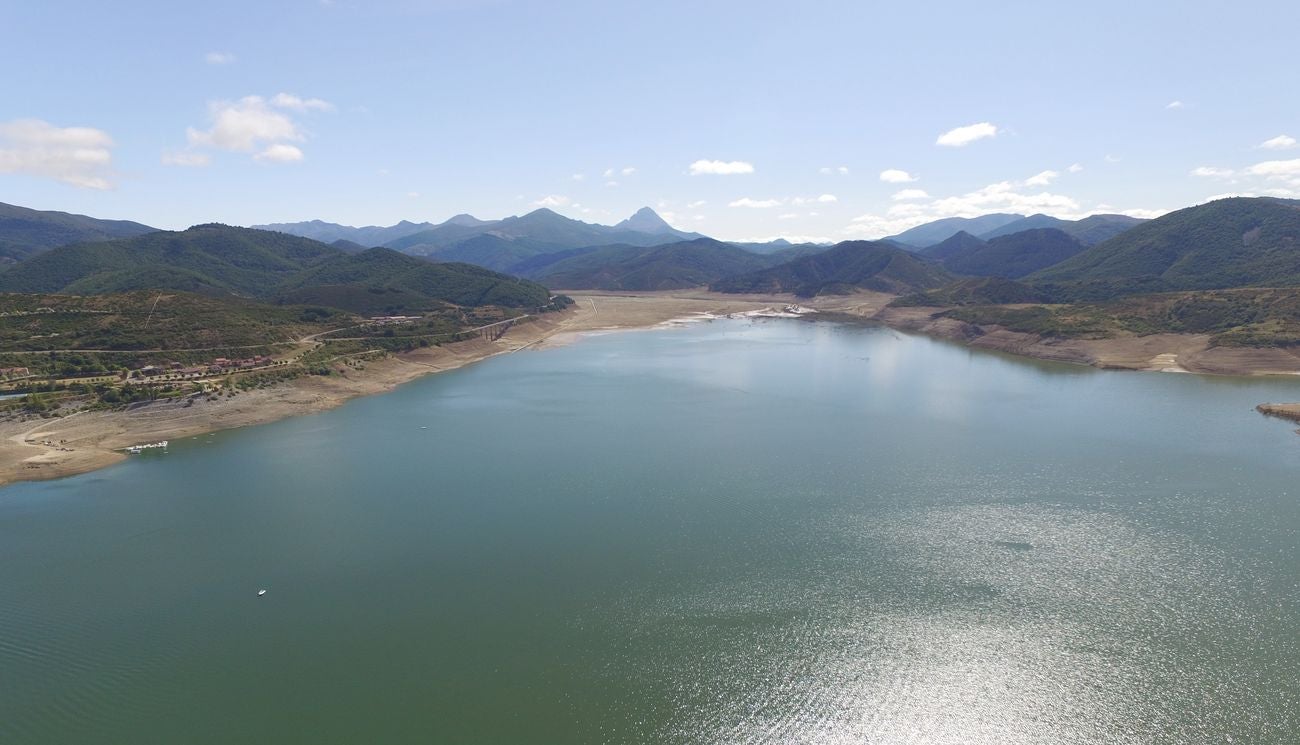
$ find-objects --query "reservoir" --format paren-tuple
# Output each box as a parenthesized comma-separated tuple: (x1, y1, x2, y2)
(2, 318, 1298, 743)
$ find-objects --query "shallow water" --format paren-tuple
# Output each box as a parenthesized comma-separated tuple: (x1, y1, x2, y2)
(2, 318, 1298, 743)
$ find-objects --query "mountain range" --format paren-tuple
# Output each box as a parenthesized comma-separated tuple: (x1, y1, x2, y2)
(926, 228, 1089, 278)
(0, 224, 551, 315)
(888, 212, 1145, 249)
(257, 207, 706, 271)
(0, 201, 156, 264)
(4, 196, 1298, 312)
(711, 241, 952, 297)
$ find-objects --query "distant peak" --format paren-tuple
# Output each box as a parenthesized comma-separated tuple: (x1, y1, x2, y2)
(442, 213, 487, 227)
(615, 206, 675, 234)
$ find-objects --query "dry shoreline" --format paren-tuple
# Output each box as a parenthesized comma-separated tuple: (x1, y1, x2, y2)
(3, 288, 1299, 488)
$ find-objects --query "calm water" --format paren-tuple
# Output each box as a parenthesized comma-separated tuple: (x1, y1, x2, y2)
(2, 319, 1299, 744)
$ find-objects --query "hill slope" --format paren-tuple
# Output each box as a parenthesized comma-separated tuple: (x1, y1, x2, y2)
(528, 238, 779, 290)
(0, 202, 156, 263)
(920, 231, 987, 261)
(1030, 198, 1300, 298)
(711, 241, 952, 297)
(945, 228, 1088, 278)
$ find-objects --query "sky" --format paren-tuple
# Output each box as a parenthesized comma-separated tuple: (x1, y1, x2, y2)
(2, 0, 1299, 241)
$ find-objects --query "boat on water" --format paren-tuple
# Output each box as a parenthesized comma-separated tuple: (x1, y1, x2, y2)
(257, 589, 267, 597)
(124, 440, 169, 454)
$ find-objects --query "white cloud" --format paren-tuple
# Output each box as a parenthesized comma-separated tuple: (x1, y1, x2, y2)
(571, 173, 585, 181)
(844, 180, 1093, 239)
(690, 159, 754, 175)
(791, 194, 838, 205)
(687, 200, 707, 208)
(935, 122, 998, 147)
(778, 213, 799, 220)
(270, 93, 334, 112)
(1246, 159, 1300, 179)
(1105, 154, 1122, 163)
(1024, 170, 1059, 186)
(604, 180, 618, 188)
(1165, 100, 1184, 110)
(187, 96, 300, 151)
(255, 143, 304, 163)
(185, 93, 331, 163)
(205, 51, 236, 65)
(0, 118, 115, 189)
(161, 150, 210, 167)
(732, 234, 830, 244)
(891, 189, 930, 201)
(1191, 166, 1234, 178)
(603, 166, 636, 178)
(1260, 134, 1297, 150)
(621, 166, 636, 176)
(407, 191, 420, 198)
(879, 169, 917, 183)
(532, 194, 570, 208)
(820, 165, 849, 175)
(728, 197, 782, 208)
(1068, 163, 1084, 173)
(1116, 207, 1169, 219)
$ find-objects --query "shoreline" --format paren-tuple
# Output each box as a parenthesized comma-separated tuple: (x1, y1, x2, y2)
(0, 293, 781, 488)
(3, 288, 1299, 488)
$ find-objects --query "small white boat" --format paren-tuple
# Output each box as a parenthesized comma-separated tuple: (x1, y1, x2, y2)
(257, 589, 267, 597)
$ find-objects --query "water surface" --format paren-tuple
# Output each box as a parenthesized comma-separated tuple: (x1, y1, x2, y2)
(2, 319, 1298, 743)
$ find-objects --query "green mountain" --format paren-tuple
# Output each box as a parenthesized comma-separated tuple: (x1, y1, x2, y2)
(281, 247, 550, 312)
(0, 201, 156, 264)
(0, 224, 551, 314)
(1030, 198, 1300, 299)
(920, 231, 987, 260)
(527, 238, 780, 290)
(710, 241, 952, 297)
(423, 234, 570, 273)
(945, 228, 1088, 278)
(978, 213, 1145, 245)
(887, 214, 1024, 248)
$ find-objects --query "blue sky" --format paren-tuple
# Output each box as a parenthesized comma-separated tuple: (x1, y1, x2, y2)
(2, 0, 1298, 240)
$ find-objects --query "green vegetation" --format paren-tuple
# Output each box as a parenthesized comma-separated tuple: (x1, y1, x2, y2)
(1029, 198, 1300, 297)
(0, 201, 155, 264)
(711, 241, 952, 297)
(0, 291, 339, 353)
(940, 288, 1300, 347)
(280, 247, 552, 311)
(0, 225, 554, 315)
(892, 277, 1050, 307)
